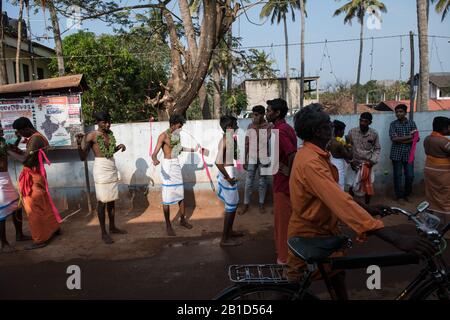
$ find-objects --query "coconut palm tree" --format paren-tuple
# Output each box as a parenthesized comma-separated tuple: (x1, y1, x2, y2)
(299, 0, 306, 108)
(15, 0, 25, 83)
(260, 0, 299, 115)
(432, 0, 450, 21)
(417, 0, 429, 111)
(333, 0, 387, 113)
(46, 0, 65, 76)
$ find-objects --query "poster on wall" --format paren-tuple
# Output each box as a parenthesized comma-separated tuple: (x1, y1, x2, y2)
(0, 95, 82, 148)
(0, 99, 35, 145)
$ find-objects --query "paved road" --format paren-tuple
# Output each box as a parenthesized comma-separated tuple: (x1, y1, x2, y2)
(1, 222, 447, 300)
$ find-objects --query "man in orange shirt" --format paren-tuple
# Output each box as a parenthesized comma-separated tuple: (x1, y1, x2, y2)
(288, 104, 434, 299)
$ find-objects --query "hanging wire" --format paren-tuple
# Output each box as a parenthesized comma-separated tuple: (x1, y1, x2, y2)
(399, 35, 404, 81)
(432, 36, 445, 72)
(369, 37, 374, 81)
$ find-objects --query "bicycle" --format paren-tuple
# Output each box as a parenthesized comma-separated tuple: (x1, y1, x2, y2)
(215, 201, 450, 300)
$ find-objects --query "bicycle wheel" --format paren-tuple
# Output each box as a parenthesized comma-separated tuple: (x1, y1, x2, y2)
(215, 284, 318, 301)
(411, 279, 450, 300)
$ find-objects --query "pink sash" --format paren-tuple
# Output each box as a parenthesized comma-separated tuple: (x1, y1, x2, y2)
(38, 149, 62, 223)
(408, 131, 419, 164)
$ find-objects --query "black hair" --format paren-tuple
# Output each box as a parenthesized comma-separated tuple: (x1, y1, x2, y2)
(252, 105, 265, 115)
(360, 112, 373, 122)
(12, 117, 34, 130)
(94, 111, 111, 123)
(432, 116, 450, 133)
(220, 115, 237, 132)
(395, 104, 408, 112)
(169, 114, 186, 126)
(294, 103, 330, 141)
(267, 98, 288, 119)
(333, 120, 346, 132)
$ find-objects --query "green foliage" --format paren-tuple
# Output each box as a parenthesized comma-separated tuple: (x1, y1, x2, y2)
(222, 89, 248, 116)
(49, 30, 169, 124)
(186, 98, 203, 120)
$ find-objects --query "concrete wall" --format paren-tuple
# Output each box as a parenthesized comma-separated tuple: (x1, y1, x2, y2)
(7, 110, 450, 211)
(245, 79, 319, 111)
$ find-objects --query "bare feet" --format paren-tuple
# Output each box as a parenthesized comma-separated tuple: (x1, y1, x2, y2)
(110, 228, 127, 234)
(16, 234, 32, 242)
(220, 238, 243, 247)
(230, 230, 245, 237)
(102, 234, 114, 244)
(25, 242, 48, 250)
(259, 204, 266, 214)
(180, 219, 193, 229)
(1, 244, 16, 253)
(167, 227, 176, 237)
(238, 204, 249, 216)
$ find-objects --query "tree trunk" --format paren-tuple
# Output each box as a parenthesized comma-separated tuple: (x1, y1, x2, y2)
(15, 0, 24, 83)
(199, 85, 212, 119)
(226, 27, 232, 94)
(417, 0, 429, 111)
(283, 15, 292, 115)
(213, 67, 222, 118)
(299, 0, 305, 109)
(354, 18, 364, 114)
(0, 0, 8, 84)
(48, 0, 65, 76)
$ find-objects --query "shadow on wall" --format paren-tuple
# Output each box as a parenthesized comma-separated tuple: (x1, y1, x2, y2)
(126, 157, 154, 219)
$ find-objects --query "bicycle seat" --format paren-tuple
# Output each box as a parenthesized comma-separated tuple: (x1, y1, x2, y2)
(288, 236, 350, 263)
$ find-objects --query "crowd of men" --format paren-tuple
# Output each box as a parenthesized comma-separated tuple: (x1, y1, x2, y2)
(1, 99, 449, 297)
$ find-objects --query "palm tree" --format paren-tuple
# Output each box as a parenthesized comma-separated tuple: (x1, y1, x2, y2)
(15, 0, 25, 83)
(333, 0, 387, 113)
(260, 0, 299, 115)
(417, 0, 429, 111)
(0, 0, 8, 84)
(432, 0, 450, 21)
(47, 0, 65, 76)
(299, 0, 306, 108)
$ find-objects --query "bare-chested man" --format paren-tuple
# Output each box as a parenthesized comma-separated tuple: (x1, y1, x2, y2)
(0, 125, 31, 253)
(152, 114, 197, 236)
(215, 115, 243, 246)
(76, 111, 127, 244)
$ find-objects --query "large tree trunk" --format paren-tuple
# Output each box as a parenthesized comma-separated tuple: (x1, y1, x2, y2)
(15, 0, 24, 83)
(283, 15, 292, 114)
(0, 0, 8, 84)
(417, 0, 429, 111)
(299, 0, 305, 109)
(48, 0, 65, 76)
(354, 18, 364, 114)
(147, 0, 236, 118)
(213, 67, 222, 118)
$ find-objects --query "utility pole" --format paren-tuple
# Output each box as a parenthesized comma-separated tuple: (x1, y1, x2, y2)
(409, 31, 415, 121)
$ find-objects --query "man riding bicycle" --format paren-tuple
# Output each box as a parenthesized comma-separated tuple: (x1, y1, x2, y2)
(288, 104, 435, 299)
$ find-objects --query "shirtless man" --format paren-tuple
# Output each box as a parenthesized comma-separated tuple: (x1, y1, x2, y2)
(215, 115, 242, 246)
(152, 114, 198, 236)
(0, 126, 31, 252)
(76, 111, 127, 244)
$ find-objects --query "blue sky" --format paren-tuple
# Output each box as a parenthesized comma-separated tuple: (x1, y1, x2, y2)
(4, 0, 450, 88)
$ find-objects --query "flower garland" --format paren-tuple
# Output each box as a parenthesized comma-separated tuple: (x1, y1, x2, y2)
(96, 131, 116, 159)
(167, 128, 182, 157)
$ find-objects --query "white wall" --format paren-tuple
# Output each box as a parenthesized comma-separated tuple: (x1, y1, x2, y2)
(7, 110, 450, 194)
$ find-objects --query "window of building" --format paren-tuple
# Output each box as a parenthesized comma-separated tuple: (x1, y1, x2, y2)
(439, 87, 450, 99)
(37, 67, 44, 80)
(22, 64, 30, 82)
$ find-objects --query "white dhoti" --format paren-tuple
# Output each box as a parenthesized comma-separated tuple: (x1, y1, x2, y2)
(0, 172, 19, 221)
(93, 157, 120, 203)
(217, 166, 239, 213)
(331, 157, 347, 190)
(345, 164, 375, 197)
(160, 158, 184, 205)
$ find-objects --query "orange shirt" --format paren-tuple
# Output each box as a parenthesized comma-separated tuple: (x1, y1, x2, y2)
(288, 142, 384, 240)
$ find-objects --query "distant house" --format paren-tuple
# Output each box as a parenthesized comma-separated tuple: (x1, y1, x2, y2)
(429, 73, 450, 100)
(242, 76, 320, 113)
(1, 12, 55, 84)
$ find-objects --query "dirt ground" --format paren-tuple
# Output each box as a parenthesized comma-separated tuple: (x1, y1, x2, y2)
(1, 189, 448, 300)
